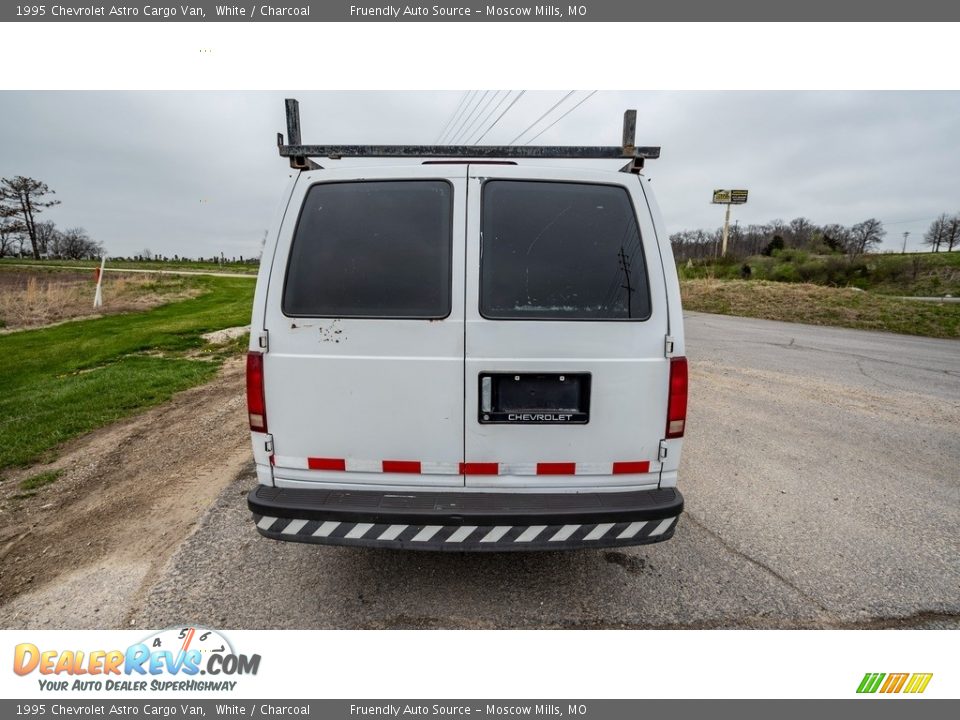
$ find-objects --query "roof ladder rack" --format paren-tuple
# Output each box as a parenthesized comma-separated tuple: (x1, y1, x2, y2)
(276, 98, 659, 174)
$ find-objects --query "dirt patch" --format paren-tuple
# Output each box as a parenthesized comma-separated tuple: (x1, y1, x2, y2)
(202, 325, 250, 344)
(0, 357, 250, 628)
(0, 269, 200, 331)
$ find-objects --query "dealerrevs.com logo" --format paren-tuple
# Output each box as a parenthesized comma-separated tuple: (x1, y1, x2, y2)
(13, 627, 260, 692)
(857, 673, 933, 694)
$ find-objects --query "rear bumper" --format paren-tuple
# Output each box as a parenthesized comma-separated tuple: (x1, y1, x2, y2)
(248, 485, 683, 551)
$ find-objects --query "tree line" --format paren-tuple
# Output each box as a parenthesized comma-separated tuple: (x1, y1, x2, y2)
(109, 250, 259, 265)
(0, 176, 103, 260)
(670, 214, 959, 262)
(924, 213, 960, 253)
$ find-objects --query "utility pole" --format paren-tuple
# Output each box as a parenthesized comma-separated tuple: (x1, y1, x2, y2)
(721, 203, 732, 257)
(901, 231, 910, 254)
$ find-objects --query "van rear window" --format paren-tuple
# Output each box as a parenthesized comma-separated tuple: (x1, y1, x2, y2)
(480, 180, 650, 321)
(283, 180, 452, 318)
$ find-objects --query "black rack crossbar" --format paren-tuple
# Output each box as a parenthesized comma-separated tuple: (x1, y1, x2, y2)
(278, 98, 660, 172)
(279, 143, 660, 160)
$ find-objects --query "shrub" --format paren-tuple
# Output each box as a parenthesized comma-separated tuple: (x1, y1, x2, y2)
(762, 236, 785, 256)
(796, 261, 826, 283)
(821, 257, 852, 286)
(770, 248, 809, 264)
(770, 263, 801, 282)
(870, 256, 911, 284)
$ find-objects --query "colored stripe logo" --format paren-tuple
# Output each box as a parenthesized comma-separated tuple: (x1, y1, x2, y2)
(857, 672, 933, 694)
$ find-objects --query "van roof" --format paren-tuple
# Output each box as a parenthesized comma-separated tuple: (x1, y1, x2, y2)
(277, 98, 660, 174)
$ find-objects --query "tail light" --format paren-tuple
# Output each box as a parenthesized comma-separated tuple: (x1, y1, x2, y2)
(665, 356, 687, 439)
(246, 351, 267, 432)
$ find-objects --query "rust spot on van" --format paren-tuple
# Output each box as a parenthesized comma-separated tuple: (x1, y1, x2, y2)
(319, 319, 345, 343)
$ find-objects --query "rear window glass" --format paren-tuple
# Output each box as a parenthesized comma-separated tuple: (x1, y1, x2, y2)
(283, 180, 452, 318)
(480, 180, 650, 321)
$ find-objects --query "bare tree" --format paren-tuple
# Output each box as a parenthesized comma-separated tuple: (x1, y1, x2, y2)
(0, 176, 61, 260)
(57, 227, 103, 260)
(33, 220, 60, 258)
(924, 214, 948, 253)
(944, 214, 960, 252)
(821, 223, 851, 253)
(768, 219, 787, 242)
(0, 217, 21, 258)
(847, 218, 886, 257)
(788, 217, 814, 248)
(46, 225, 68, 258)
(0, 204, 26, 258)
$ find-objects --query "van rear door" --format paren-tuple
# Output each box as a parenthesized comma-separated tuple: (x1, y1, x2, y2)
(263, 165, 466, 487)
(464, 166, 670, 489)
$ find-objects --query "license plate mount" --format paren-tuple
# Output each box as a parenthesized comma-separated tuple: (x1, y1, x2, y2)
(478, 373, 590, 424)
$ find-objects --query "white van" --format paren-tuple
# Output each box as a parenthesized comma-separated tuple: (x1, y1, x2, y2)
(247, 99, 687, 551)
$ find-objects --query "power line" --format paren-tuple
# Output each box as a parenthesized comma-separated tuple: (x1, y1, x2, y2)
(446, 91, 487, 145)
(618, 246, 634, 318)
(507, 91, 575, 145)
(441, 90, 479, 144)
(451, 90, 495, 144)
(439, 90, 475, 144)
(466, 91, 510, 145)
(884, 216, 941, 227)
(459, 90, 502, 144)
(522, 90, 598, 145)
(434, 91, 469, 144)
(474, 90, 527, 144)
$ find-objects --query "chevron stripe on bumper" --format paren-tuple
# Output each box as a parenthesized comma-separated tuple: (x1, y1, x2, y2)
(248, 486, 682, 551)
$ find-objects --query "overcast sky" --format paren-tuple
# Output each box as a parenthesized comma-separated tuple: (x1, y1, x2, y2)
(1, 91, 958, 257)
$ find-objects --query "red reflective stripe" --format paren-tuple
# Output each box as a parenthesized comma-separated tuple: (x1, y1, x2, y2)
(612, 461, 650, 474)
(536, 462, 576, 475)
(382, 460, 422, 474)
(299, 458, 651, 475)
(460, 462, 500, 475)
(308, 457, 346, 471)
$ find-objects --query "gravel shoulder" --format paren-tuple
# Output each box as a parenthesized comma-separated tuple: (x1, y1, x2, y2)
(0, 358, 250, 628)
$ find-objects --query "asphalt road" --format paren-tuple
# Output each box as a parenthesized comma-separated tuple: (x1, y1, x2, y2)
(136, 312, 960, 629)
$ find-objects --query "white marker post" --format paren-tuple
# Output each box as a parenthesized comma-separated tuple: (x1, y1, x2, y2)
(93, 255, 106, 308)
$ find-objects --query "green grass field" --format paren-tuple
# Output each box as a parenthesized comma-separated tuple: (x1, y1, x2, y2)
(0, 275, 253, 472)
